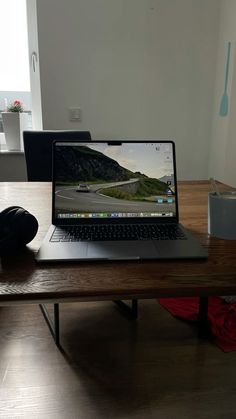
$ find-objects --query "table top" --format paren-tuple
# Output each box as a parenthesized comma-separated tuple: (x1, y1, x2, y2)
(1, 181, 236, 305)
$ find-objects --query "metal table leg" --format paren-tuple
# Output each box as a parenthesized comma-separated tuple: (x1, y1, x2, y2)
(198, 297, 209, 337)
(39, 299, 138, 347)
(113, 299, 138, 319)
(39, 303, 60, 346)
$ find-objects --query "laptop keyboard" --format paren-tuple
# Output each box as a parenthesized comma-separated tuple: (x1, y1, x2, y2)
(50, 224, 187, 242)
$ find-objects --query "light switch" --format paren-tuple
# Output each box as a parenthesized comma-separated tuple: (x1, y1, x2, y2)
(69, 107, 81, 121)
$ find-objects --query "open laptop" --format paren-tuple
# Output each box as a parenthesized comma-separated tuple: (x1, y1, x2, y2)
(35, 140, 207, 262)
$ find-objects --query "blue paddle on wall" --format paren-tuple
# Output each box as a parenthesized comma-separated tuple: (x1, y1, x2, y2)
(219, 41, 231, 117)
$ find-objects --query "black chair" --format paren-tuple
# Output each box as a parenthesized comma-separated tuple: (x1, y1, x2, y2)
(23, 130, 92, 346)
(23, 130, 138, 347)
(23, 130, 92, 181)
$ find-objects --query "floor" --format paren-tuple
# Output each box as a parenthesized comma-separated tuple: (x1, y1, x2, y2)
(0, 299, 236, 419)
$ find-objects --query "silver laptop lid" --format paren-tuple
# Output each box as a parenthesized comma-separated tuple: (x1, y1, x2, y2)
(52, 140, 178, 224)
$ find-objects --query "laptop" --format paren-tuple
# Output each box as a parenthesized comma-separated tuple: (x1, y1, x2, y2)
(35, 140, 208, 262)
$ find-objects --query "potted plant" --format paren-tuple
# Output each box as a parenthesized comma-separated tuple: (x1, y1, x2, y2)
(2, 100, 28, 151)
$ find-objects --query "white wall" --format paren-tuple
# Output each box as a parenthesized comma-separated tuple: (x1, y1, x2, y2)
(36, 0, 219, 180)
(209, 0, 236, 187)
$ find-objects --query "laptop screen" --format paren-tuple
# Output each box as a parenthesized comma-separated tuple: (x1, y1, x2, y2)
(53, 141, 178, 221)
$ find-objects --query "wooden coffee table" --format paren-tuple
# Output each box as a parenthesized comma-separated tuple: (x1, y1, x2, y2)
(1, 181, 236, 347)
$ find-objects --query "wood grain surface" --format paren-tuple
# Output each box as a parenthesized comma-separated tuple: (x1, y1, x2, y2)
(1, 181, 236, 304)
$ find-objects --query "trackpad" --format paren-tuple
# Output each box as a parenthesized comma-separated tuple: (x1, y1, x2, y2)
(87, 241, 158, 260)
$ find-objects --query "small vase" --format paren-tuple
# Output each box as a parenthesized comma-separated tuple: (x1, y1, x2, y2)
(2, 112, 28, 151)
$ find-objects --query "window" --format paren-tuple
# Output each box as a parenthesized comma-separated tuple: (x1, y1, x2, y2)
(0, 0, 32, 144)
(0, 0, 30, 92)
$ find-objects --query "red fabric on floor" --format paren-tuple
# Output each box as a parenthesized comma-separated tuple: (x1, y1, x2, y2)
(158, 297, 236, 352)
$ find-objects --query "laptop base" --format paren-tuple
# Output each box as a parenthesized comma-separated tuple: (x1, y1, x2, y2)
(36, 224, 207, 262)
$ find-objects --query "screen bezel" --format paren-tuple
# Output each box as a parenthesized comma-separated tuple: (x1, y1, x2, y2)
(52, 140, 179, 225)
